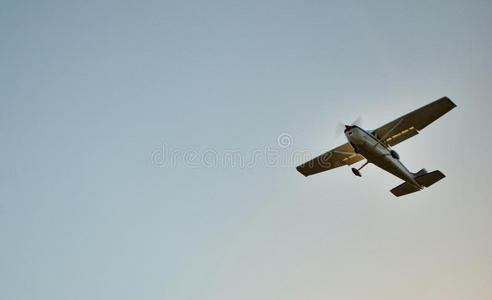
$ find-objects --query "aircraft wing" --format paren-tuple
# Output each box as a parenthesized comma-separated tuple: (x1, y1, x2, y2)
(373, 97, 456, 147)
(296, 143, 364, 177)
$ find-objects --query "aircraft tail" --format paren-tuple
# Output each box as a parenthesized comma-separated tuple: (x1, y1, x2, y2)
(413, 168, 428, 177)
(390, 182, 421, 197)
(390, 170, 446, 197)
(414, 170, 445, 187)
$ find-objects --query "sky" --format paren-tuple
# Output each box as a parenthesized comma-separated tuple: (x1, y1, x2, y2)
(1, 0, 491, 299)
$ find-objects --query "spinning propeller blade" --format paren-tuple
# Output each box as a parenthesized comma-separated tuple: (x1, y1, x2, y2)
(334, 117, 362, 138)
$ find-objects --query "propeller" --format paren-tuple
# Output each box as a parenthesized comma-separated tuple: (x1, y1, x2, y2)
(351, 116, 363, 127)
(334, 116, 363, 138)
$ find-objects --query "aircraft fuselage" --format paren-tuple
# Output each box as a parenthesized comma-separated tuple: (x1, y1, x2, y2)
(345, 126, 421, 189)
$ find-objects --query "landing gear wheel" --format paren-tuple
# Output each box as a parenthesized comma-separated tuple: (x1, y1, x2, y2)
(352, 168, 362, 177)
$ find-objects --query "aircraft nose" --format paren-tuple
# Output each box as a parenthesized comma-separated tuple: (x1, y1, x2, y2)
(344, 125, 352, 132)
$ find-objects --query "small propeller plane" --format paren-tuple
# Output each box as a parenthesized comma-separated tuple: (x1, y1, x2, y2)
(296, 97, 457, 196)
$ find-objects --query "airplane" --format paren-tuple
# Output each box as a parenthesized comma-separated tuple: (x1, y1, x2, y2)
(296, 97, 457, 197)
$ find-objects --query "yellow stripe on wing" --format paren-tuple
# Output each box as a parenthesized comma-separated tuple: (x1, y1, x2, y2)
(385, 126, 416, 142)
(342, 154, 358, 162)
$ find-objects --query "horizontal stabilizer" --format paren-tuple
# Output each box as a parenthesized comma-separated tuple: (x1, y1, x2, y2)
(415, 170, 445, 187)
(391, 170, 446, 197)
(390, 182, 421, 197)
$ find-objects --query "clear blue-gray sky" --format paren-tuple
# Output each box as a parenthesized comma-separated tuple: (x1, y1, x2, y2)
(1, 1, 491, 299)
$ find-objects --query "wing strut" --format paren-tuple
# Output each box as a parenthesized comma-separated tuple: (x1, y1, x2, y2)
(378, 118, 403, 144)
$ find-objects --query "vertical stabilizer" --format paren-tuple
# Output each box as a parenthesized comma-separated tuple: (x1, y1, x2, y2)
(413, 168, 428, 177)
